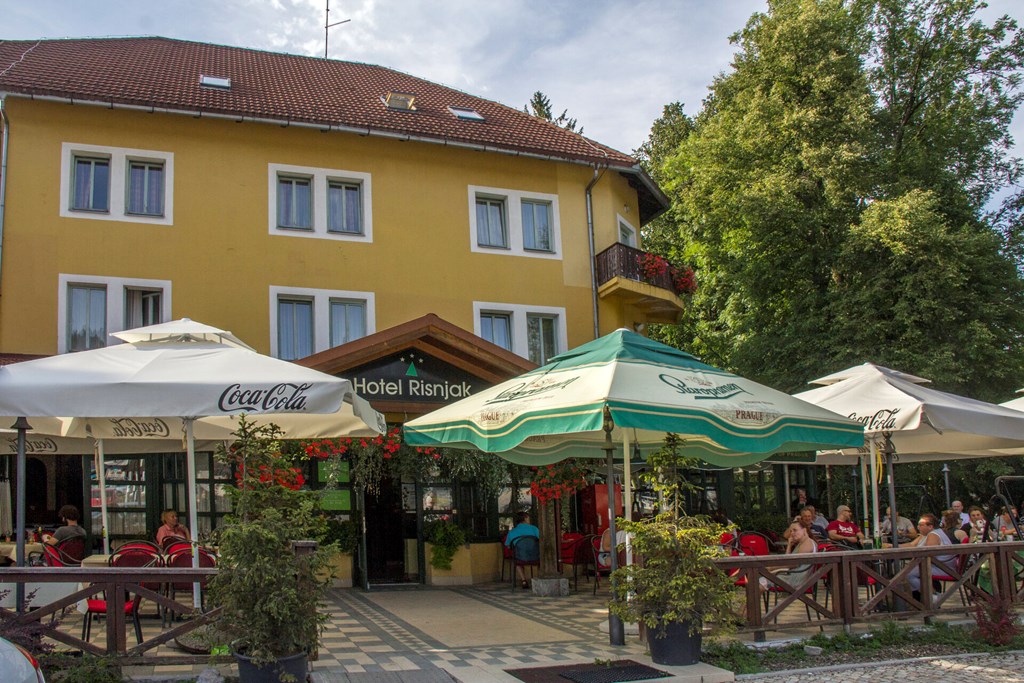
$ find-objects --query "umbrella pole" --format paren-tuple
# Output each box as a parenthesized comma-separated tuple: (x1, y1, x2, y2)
(185, 418, 202, 610)
(604, 412, 624, 647)
(13, 417, 29, 613)
(860, 456, 869, 532)
(622, 431, 632, 567)
(869, 440, 880, 539)
(884, 435, 899, 549)
(96, 439, 111, 555)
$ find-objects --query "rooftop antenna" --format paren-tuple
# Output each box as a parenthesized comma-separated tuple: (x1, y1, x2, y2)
(324, 0, 351, 59)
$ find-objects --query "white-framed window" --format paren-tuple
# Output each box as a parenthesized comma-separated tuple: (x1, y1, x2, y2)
(328, 181, 363, 234)
(526, 313, 559, 365)
(276, 175, 313, 230)
(618, 215, 638, 247)
(127, 160, 165, 216)
(473, 302, 567, 362)
(329, 299, 367, 346)
(58, 274, 172, 353)
(60, 143, 173, 225)
(269, 286, 375, 359)
(468, 185, 561, 259)
(522, 200, 553, 252)
(476, 196, 508, 248)
(277, 297, 314, 361)
(479, 311, 513, 350)
(268, 164, 372, 242)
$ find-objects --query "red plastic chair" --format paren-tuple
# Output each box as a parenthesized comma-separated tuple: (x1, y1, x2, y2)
(82, 549, 163, 644)
(738, 531, 772, 557)
(166, 547, 217, 615)
(559, 533, 590, 590)
(55, 537, 86, 565)
(933, 537, 972, 607)
(162, 540, 192, 557)
(117, 540, 162, 555)
(499, 532, 514, 582)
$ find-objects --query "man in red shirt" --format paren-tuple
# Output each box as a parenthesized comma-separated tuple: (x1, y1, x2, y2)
(826, 505, 865, 545)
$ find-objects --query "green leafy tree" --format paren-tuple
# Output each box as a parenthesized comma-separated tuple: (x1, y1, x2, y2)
(524, 90, 583, 134)
(645, 0, 1024, 398)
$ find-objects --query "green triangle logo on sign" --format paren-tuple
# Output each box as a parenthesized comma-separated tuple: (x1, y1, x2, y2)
(406, 362, 418, 377)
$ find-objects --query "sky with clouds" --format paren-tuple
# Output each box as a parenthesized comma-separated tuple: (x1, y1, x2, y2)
(2, 0, 1021, 167)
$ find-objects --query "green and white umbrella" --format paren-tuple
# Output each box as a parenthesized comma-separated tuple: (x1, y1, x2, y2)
(405, 329, 864, 463)
(405, 329, 861, 646)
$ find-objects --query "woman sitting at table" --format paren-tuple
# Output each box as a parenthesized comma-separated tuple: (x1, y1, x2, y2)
(45, 505, 86, 545)
(940, 510, 968, 544)
(760, 521, 817, 591)
(156, 509, 191, 547)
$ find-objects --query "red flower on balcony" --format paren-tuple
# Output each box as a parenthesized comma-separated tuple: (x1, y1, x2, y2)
(637, 253, 696, 296)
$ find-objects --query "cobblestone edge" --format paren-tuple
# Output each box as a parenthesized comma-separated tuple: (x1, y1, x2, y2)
(733, 648, 1024, 680)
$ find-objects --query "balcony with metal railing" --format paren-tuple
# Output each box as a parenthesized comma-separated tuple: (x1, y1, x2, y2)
(594, 243, 687, 323)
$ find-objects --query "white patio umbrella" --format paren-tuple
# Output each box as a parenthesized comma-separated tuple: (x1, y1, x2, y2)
(0, 318, 385, 609)
(1, 425, 228, 556)
(794, 363, 1024, 541)
(406, 329, 864, 644)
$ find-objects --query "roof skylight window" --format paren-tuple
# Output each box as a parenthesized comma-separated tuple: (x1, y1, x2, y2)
(448, 106, 484, 121)
(383, 92, 417, 111)
(199, 74, 232, 89)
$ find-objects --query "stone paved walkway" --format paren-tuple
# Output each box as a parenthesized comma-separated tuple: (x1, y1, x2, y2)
(738, 652, 1024, 683)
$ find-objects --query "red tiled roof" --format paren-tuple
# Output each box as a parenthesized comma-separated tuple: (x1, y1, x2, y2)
(0, 353, 47, 367)
(0, 37, 642, 170)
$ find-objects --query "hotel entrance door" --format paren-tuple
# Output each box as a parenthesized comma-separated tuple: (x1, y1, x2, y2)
(363, 478, 415, 585)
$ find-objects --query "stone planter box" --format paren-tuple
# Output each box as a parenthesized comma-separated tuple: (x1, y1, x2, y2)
(425, 542, 501, 586)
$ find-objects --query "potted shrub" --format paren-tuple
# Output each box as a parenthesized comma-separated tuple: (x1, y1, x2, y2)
(208, 417, 332, 682)
(608, 435, 735, 665)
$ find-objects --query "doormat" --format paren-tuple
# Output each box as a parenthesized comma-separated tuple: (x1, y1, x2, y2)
(505, 660, 669, 683)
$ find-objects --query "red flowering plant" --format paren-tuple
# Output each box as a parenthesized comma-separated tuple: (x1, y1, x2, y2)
(529, 460, 589, 504)
(302, 427, 508, 503)
(216, 416, 319, 529)
(636, 253, 697, 296)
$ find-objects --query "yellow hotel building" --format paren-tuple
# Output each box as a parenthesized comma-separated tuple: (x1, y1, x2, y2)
(0, 38, 689, 584)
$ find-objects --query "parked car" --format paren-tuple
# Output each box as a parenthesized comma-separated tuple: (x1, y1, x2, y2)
(0, 637, 45, 683)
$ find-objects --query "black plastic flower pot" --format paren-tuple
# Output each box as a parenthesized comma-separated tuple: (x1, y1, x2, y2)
(233, 650, 308, 683)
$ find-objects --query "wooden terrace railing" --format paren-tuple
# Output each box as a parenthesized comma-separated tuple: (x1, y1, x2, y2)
(714, 541, 1024, 640)
(0, 566, 224, 665)
(594, 242, 675, 291)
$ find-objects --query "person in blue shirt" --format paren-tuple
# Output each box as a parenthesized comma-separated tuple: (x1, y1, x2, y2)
(504, 512, 540, 588)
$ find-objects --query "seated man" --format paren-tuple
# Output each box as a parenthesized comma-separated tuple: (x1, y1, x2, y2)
(826, 505, 864, 546)
(880, 506, 917, 541)
(45, 505, 87, 545)
(783, 507, 826, 542)
(806, 505, 829, 531)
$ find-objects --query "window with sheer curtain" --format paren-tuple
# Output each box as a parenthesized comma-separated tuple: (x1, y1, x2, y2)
(277, 175, 313, 230)
(476, 197, 508, 248)
(522, 200, 552, 252)
(328, 181, 363, 234)
(480, 312, 512, 350)
(68, 284, 107, 352)
(277, 298, 314, 360)
(330, 300, 366, 346)
(71, 156, 110, 212)
(127, 161, 165, 216)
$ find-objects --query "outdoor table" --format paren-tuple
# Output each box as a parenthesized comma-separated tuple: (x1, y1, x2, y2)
(0, 541, 44, 563)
